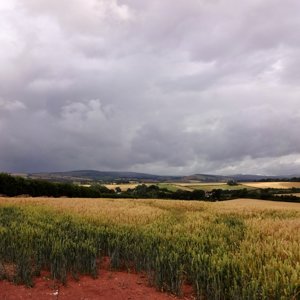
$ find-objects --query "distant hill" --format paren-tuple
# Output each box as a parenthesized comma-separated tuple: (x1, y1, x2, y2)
(183, 174, 230, 182)
(230, 174, 300, 181)
(28, 170, 181, 183)
(17, 170, 300, 183)
(181, 174, 282, 182)
(185, 173, 300, 182)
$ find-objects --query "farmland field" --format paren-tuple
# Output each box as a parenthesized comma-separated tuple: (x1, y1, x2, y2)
(157, 183, 193, 191)
(104, 182, 192, 192)
(243, 181, 300, 189)
(161, 182, 258, 191)
(183, 183, 251, 191)
(0, 197, 299, 299)
(103, 182, 257, 192)
(102, 181, 300, 193)
(104, 183, 141, 191)
(104, 183, 194, 192)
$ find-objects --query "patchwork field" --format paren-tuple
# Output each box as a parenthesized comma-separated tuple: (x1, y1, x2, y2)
(104, 183, 194, 192)
(103, 181, 300, 194)
(104, 182, 256, 192)
(183, 183, 250, 191)
(174, 182, 260, 192)
(0, 196, 299, 299)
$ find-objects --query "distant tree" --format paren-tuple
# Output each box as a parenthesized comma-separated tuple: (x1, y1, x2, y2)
(210, 189, 223, 200)
(190, 189, 205, 200)
(115, 187, 122, 193)
(227, 180, 238, 186)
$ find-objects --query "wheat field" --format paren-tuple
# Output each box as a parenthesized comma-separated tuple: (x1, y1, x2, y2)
(0, 197, 299, 299)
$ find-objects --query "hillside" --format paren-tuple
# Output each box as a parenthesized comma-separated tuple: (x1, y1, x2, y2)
(28, 170, 181, 183)
(15, 170, 300, 183)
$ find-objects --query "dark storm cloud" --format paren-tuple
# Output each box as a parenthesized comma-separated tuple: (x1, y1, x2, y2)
(1, 0, 300, 175)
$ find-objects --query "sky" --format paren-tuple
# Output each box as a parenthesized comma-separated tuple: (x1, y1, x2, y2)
(1, 0, 300, 175)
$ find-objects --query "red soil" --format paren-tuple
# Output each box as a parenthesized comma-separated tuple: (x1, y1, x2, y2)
(0, 258, 195, 300)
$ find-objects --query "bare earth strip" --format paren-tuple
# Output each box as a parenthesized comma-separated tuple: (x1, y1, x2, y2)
(0, 257, 189, 300)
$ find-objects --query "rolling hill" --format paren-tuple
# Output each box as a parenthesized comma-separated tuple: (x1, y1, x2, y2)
(12, 170, 300, 183)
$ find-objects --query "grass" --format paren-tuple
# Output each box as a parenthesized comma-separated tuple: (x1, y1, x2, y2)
(0, 197, 299, 299)
(157, 183, 193, 192)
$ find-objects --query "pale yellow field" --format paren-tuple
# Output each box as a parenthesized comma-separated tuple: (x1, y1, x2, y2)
(215, 198, 300, 211)
(104, 183, 142, 191)
(0, 197, 169, 225)
(105, 183, 194, 191)
(0, 197, 299, 223)
(244, 182, 300, 189)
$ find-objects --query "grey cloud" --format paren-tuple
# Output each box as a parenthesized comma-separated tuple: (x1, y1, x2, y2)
(1, 0, 300, 175)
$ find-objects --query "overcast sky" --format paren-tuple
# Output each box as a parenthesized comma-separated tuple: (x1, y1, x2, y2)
(1, 0, 300, 175)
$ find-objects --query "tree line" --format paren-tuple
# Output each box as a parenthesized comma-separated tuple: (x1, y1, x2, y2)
(0, 173, 114, 198)
(0, 173, 299, 202)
